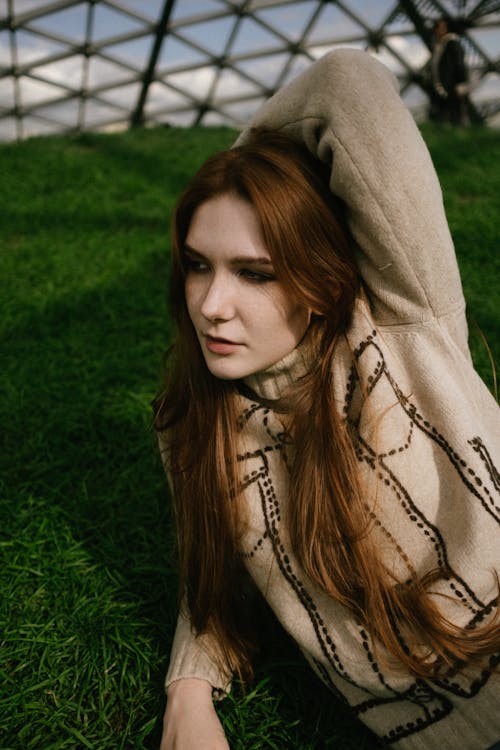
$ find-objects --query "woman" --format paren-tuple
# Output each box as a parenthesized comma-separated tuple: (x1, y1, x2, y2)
(155, 50, 500, 749)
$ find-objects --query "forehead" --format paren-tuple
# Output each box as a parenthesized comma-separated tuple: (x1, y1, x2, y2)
(186, 194, 269, 258)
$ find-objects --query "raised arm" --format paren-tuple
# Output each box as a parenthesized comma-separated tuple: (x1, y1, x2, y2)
(237, 49, 466, 329)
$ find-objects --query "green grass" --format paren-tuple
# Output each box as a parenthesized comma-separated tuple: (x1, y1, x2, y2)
(419, 123, 499, 386)
(1, 122, 498, 750)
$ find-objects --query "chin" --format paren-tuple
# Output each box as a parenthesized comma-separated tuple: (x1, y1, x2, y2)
(206, 364, 246, 380)
(204, 356, 251, 381)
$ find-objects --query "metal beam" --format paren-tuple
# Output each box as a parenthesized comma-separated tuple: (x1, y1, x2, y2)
(0, 0, 83, 30)
(193, 2, 248, 126)
(397, 0, 435, 52)
(469, 0, 500, 18)
(130, 0, 177, 127)
(0, 0, 499, 140)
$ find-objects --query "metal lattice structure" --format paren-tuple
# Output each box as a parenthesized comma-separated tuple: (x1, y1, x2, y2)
(1, 0, 499, 141)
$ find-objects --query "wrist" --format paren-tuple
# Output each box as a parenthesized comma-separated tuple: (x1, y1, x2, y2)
(166, 678, 213, 705)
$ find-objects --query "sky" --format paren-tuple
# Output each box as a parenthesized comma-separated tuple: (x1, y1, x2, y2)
(0, 0, 499, 139)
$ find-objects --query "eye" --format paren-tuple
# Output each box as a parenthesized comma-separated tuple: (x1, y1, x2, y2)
(238, 268, 276, 283)
(183, 254, 210, 274)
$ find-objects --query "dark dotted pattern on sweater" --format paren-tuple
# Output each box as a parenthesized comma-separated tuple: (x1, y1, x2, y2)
(254, 472, 356, 685)
(448, 582, 478, 615)
(379, 681, 453, 744)
(242, 531, 268, 560)
(433, 651, 500, 698)
(365, 504, 416, 578)
(343, 364, 358, 417)
(353, 378, 488, 613)
(240, 466, 267, 492)
(359, 627, 398, 692)
(366, 357, 384, 395)
(467, 595, 498, 627)
(469, 436, 500, 493)
(236, 328, 499, 742)
(352, 330, 377, 359)
(352, 671, 452, 737)
(356, 431, 451, 574)
(237, 402, 263, 429)
(379, 421, 414, 459)
(239, 399, 294, 448)
(386, 369, 500, 524)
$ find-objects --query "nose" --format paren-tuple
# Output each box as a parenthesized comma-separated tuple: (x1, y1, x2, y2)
(199, 272, 235, 322)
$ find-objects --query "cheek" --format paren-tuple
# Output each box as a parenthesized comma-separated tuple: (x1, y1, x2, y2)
(253, 284, 308, 335)
(255, 299, 310, 351)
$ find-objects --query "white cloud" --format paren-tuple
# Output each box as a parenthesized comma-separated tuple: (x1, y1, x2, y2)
(386, 34, 430, 69)
(164, 65, 217, 101)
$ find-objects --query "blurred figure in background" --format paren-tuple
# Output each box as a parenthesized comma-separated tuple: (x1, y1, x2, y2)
(430, 17, 469, 125)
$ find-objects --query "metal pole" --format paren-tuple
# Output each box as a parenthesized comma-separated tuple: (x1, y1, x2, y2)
(131, 0, 177, 127)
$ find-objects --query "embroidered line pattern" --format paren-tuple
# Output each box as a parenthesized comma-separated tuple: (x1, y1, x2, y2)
(236, 330, 499, 743)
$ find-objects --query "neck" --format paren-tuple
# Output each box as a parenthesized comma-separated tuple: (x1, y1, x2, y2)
(242, 332, 313, 401)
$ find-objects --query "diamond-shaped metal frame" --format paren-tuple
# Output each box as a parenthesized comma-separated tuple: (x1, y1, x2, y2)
(0, 0, 499, 141)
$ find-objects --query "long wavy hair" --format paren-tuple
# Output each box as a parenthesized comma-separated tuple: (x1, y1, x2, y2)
(154, 129, 499, 682)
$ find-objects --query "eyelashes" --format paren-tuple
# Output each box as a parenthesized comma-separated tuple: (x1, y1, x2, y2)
(183, 257, 209, 274)
(237, 269, 277, 283)
(182, 253, 276, 284)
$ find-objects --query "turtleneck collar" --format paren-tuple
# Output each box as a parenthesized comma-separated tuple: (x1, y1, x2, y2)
(240, 332, 313, 401)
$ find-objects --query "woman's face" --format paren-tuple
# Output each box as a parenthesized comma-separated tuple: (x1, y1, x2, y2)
(184, 193, 311, 381)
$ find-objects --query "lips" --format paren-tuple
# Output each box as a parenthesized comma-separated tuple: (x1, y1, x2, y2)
(204, 334, 242, 355)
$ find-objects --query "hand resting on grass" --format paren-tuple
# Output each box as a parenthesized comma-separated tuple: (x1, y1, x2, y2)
(160, 678, 230, 750)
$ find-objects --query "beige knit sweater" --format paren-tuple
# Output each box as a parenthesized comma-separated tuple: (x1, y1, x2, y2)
(163, 50, 500, 749)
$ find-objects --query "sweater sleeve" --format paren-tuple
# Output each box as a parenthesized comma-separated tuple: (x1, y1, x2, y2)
(165, 604, 232, 698)
(236, 49, 467, 330)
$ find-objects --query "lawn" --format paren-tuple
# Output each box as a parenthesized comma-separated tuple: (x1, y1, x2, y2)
(1, 122, 498, 750)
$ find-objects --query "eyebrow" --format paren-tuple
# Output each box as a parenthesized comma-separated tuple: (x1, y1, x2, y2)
(183, 243, 273, 266)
